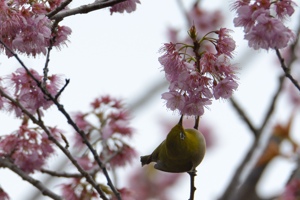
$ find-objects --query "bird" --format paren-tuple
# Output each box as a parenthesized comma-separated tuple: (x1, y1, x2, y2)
(140, 115, 206, 173)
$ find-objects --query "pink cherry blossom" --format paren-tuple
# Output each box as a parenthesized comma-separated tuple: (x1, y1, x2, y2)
(5, 68, 63, 115)
(159, 27, 238, 116)
(0, 125, 55, 173)
(275, 0, 296, 19)
(215, 28, 236, 58)
(0, 1, 71, 57)
(245, 14, 295, 50)
(213, 76, 239, 99)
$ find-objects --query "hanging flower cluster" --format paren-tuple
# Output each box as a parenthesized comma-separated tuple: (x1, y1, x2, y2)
(232, 0, 296, 50)
(159, 26, 238, 116)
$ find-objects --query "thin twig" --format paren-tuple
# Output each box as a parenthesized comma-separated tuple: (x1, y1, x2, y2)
(55, 79, 70, 100)
(41, 168, 85, 178)
(0, 157, 62, 200)
(188, 171, 197, 200)
(275, 48, 300, 91)
(229, 98, 258, 136)
(258, 75, 285, 133)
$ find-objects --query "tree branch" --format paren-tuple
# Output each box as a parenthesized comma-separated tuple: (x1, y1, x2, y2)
(275, 49, 300, 91)
(229, 97, 258, 137)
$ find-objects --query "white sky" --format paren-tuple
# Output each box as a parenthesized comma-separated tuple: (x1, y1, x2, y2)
(0, 0, 300, 199)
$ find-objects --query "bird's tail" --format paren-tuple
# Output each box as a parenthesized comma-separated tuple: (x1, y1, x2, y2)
(140, 155, 151, 166)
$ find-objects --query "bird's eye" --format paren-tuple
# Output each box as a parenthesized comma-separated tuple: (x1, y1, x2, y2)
(180, 132, 185, 140)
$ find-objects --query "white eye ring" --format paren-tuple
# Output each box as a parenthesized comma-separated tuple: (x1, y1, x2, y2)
(180, 132, 185, 140)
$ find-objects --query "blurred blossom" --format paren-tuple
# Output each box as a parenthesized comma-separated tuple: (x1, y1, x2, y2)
(232, 0, 296, 50)
(280, 179, 300, 200)
(0, 187, 9, 200)
(0, 125, 56, 173)
(72, 95, 136, 171)
(61, 178, 98, 200)
(188, 6, 224, 36)
(110, 0, 141, 15)
(128, 167, 182, 200)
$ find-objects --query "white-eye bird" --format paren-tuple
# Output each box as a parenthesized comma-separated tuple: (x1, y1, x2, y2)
(140, 115, 206, 173)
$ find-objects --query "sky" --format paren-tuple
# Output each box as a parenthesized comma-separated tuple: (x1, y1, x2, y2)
(0, 0, 300, 199)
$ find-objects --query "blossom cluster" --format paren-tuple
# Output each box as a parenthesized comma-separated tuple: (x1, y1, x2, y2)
(0, 0, 71, 57)
(0, 68, 62, 117)
(66, 95, 136, 199)
(159, 27, 238, 116)
(232, 0, 296, 50)
(0, 124, 60, 173)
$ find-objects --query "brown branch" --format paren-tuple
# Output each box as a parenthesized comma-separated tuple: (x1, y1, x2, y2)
(41, 168, 84, 178)
(50, 0, 126, 21)
(275, 48, 300, 91)
(229, 97, 258, 136)
(55, 79, 70, 100)
(0, 157, 62, 200)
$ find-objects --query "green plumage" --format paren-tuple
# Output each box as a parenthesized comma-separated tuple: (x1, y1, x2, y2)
(140, 118, 206, 173)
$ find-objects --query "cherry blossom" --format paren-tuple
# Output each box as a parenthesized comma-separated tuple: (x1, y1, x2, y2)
(3, 68, 63, 116)
(159, 27, 238, 116)
(0, 125, 56, 173)
(0, 0, 71, 57)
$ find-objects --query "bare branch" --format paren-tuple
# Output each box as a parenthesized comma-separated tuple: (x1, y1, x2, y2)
(275, 49, 300, 91)
(41, 168, 84, 178)
(229, 97, 258, 137)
